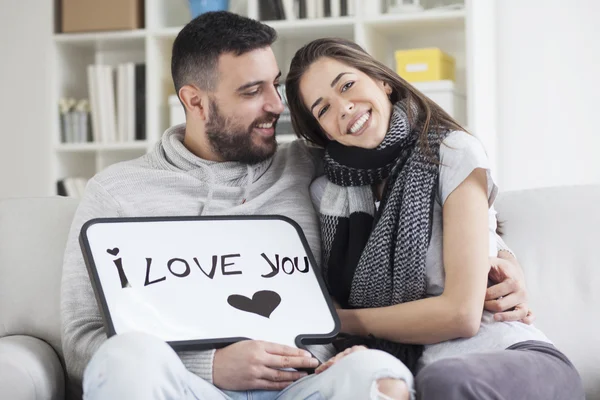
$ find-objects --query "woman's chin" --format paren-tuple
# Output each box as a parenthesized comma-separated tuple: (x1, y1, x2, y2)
(336, 125, 386, 149)
(351, 118, 385, 149)
(356, 132, 386, 149)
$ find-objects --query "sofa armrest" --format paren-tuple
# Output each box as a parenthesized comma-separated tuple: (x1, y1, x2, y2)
(0, 335, 65, 400)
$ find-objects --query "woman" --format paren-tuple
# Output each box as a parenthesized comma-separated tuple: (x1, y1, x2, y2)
(285, 38, 584, 400)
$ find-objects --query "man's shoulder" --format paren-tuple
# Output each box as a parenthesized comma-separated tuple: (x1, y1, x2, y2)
(91, 153, 153, 193)
(275, 139, 324, 168)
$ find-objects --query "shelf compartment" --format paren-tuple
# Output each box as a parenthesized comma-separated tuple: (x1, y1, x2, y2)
(154, 17, 356, 41)
(55, 141, 150, 153)
(54, 30, 146, 51)
(364, 9, 465, 35)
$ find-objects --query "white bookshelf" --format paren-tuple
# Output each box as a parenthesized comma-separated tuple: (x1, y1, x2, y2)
(50, 0, 491, 197)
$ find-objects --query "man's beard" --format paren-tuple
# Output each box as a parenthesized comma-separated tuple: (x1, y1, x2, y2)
(205, 98, 278, 164)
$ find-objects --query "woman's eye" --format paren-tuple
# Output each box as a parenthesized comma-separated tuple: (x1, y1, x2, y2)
(318, 105, 329, 118)
(341, 81, 354, 92)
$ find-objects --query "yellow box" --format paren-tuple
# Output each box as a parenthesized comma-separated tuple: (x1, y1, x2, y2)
(394, 48, 455, 83)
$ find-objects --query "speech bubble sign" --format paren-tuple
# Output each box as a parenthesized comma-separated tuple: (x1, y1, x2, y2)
(79, 216, 340, 350)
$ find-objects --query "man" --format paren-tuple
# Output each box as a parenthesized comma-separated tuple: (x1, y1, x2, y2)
(61, 11, 532, 400)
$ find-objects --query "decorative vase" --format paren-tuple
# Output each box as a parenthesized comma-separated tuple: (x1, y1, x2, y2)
(189, 0, 229, 18)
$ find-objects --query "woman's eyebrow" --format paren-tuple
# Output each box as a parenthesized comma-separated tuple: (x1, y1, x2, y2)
(310, 72, 352, 114)
(310, 98, 323, 114)
(330, 72, 351, 88)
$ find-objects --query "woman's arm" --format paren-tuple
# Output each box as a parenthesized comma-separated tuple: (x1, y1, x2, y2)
(338, 168, 490, 344)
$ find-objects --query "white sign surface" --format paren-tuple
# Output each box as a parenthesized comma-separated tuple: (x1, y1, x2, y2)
(80, 216, 339, 350)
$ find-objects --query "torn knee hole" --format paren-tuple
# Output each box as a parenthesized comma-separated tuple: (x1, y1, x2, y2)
(371, 378, 409, 400)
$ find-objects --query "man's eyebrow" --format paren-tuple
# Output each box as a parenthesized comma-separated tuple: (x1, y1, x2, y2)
(236, 71, 282, 92)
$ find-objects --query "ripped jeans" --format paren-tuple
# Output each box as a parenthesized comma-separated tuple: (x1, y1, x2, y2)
(83, 332, 415, 400)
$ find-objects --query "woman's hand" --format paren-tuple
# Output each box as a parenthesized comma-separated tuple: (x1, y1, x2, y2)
(315, 345, 368, 374)
(485, 255, 535, 324)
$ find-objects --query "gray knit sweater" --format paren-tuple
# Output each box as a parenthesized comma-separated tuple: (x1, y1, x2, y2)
(60, 125, 329, 395)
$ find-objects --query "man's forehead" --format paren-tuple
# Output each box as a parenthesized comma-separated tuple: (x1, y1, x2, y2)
(217, 48, 279, 88)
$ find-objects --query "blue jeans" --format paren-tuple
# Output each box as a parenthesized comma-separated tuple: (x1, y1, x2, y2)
(83, 332, 415, 400)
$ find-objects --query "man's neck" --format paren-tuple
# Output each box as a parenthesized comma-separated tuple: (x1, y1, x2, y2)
(183, 124, 223, 162)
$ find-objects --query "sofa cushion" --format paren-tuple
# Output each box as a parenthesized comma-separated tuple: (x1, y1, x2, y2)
(496, 184, 600, 400)
(0, 335, 65, 400)
(0, 196, 79, 357)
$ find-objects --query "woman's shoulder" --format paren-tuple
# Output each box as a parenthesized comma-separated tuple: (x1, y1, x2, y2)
(310, 175, 328, 208)
(439, 130, 491, 170)
(440, 130, 488, 159)
(438, 130, 497, 205)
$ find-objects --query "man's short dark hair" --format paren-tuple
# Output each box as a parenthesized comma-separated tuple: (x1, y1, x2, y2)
(171, 11, 277, 95)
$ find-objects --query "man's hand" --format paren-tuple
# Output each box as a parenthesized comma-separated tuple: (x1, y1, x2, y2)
(315, 345, 367, 374)
(212, 340, 319, 391)
(485, 253, 535, 324)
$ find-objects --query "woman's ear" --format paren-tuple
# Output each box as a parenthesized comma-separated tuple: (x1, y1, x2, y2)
(179, 85, 208, 120)
(383, 82, 393, 96)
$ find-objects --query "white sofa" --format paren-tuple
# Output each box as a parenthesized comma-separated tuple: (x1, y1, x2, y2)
(0, 186, 599, 400)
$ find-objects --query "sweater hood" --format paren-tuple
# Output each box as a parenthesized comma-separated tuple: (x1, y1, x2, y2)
(151, 124, 274, 214)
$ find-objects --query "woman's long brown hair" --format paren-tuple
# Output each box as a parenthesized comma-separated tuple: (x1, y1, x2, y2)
(285, 38, 467, 154)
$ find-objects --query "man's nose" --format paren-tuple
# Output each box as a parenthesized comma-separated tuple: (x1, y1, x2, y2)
(264, 87, 285, 115)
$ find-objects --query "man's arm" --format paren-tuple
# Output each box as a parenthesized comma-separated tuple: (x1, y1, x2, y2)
(61, 178, 220, 388)
(61, 178, 121, 388)
(484, 235, 535, 324)
(61, 178, 317, 392)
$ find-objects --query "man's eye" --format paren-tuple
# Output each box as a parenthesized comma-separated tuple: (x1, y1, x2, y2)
(341, 81, 354, 92)
(244, 90, 260, 97)
(318, 105, 329, 118)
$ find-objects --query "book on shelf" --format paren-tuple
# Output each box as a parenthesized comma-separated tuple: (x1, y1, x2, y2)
(59, 98, 91, 144)
(57, 177, 88, 198)
(134, 64, 146, 142)
(258, 0, 352, 21)
(80, 63, 146, 145)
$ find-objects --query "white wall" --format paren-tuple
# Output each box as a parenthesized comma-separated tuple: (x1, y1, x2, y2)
(0, 0, 53, 198)
(496, 0, 600, 191)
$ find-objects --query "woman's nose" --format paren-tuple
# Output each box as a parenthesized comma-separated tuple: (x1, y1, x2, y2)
(341, 102, 354, 119)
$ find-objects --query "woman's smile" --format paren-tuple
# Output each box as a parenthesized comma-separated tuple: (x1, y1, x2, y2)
(347, 110, 372, 136)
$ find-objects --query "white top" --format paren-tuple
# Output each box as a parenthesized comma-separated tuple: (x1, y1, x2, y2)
(310, 131, 551, 370)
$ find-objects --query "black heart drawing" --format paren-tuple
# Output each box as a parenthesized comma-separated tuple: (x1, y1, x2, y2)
(106, 248, 120, 256)
(227, 290, 281, 318)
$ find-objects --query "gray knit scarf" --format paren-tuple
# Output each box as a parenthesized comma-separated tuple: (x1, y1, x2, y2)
(320, 101, 450, 309)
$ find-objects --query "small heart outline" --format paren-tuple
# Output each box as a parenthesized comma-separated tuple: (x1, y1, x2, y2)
(106, 248, 120, 256)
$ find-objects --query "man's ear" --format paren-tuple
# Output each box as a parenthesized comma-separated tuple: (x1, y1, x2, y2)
(179, 84, 208, 120)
